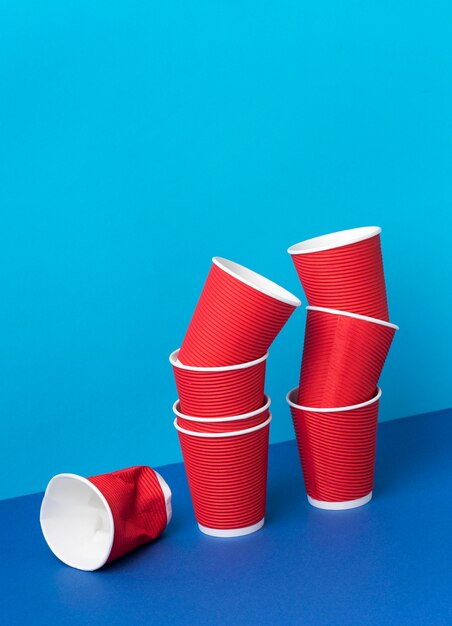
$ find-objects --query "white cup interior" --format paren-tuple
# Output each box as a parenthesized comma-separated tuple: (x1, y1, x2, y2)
(40, 474, 114, 571)
(287, 226, 381, 255)
(212, 257, 301, 307)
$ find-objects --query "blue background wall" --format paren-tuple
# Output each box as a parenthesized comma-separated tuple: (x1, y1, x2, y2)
(1, 1, 451, 500)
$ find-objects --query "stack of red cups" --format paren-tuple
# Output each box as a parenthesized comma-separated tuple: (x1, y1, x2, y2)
(287, 227, 399, 510)
(171, 257, 301, 536)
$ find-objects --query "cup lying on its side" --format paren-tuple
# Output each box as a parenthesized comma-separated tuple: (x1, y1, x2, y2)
(40, 466, 172, 571)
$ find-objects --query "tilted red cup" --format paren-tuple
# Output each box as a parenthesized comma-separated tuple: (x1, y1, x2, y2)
(287, 387, 381, 510)
(173, 395, 271, 433)
(288, 227, 389, 321)
(178, 257, 301, 367)
(174, 414, 272, 536)
(298, 307, 398, 407)
(170, 349, 267, 417)
(40, 466, 172, 570)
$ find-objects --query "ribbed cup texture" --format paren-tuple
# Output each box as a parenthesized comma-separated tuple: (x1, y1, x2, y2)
(173, 358, 266, 417)
(89, 466, 168, 563)
(178, 263, 297, 367)
(298, 309, 396, 407)
(177, 425, 270, 530)
(289, 389, 380, 502)
(176, 408, 269, 433)
(291, 234, 389, 321)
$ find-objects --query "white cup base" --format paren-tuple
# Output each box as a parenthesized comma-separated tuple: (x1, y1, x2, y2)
(307, 491, 372, 510)
(198, 518, 265, 538)
(154, 471, 173, 526)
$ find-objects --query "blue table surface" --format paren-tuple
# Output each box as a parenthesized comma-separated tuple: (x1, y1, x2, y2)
(1, 409, 451, 625)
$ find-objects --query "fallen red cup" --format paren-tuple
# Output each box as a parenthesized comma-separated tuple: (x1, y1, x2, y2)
(298, 306, 398, 407)
(287, 387, 381, 510)
(40, 466, 172, 570)
(178, 257, 301, 367)
(288, 226, 389, 321)
(173, 395, 271, 433)
(170, 349, 267, 417)
(174, 413, 272, 536)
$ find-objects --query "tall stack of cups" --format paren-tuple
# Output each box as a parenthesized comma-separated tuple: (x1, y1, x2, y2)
(287, 227, 399, 510)
(171, 257, 301, 536)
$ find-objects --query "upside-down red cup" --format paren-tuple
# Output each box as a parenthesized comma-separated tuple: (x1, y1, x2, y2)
(40, 466, 172, 571)
(173, 395, 271, 433)
(298, 307, 398, 407)
(178, 257, 301, 367)
(287, 388, 381, 510)
(288, 226, 389, 321)
(174, 413, 272, 536)
(170, 349, 267, 417)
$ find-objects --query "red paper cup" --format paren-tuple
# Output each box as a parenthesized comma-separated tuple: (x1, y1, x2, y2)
(40, 466, 172, 570)
(178, 257, 301, 367)
(287, 388, 381, 510)
(170, 349, 267, 417)
(298, 307, 398, 407)
(288, 226, 389, 321)
(174, 413, 272, 536)
(173, 395, 271, 433)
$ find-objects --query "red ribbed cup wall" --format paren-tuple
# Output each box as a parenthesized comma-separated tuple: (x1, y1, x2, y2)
(89, 466, 168, 563)
(288, 389, 380, 502)
(177, 424, 270, 530)
(178, 263, 298, 367)
(298, 309, 397, 407)
(291, 234, 389, 321)
(172, 352, 266, 417)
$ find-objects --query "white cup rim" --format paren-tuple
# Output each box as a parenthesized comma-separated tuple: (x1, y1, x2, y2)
(306, 306, 399, 330)
(169, 348, 269, 372)
(287, 226, 381, 255)
(212, 256, 301, 307)
(286, 387, 382, 413)
(173, 412, 272, 438)
(172, 395, 271, 422)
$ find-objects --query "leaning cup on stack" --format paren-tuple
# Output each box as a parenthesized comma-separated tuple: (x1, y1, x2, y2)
(171, 256, 300, 536)
(287, 227, 399, 510)
(298, 306, 399, 408)
(288, 226, 389, 321)
(177, 256, 301, 366)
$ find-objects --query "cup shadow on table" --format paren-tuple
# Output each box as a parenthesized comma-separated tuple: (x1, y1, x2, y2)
(98, 532, 170, 574)
(265, 441, 306, 524)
